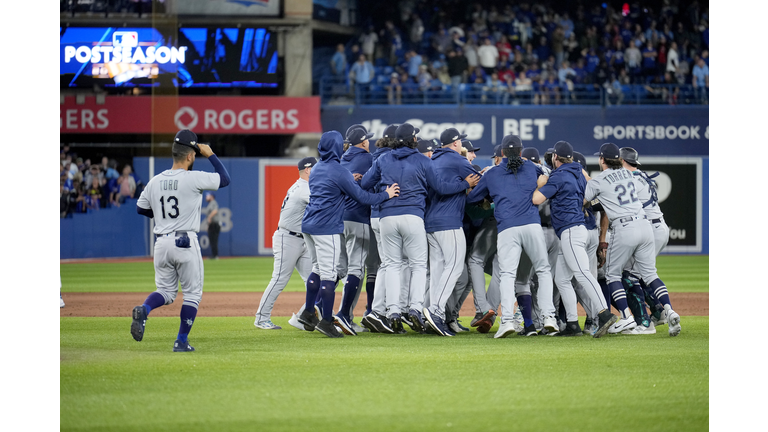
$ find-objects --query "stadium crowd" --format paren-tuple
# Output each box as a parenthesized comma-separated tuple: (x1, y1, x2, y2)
(329, 0, 709, 105)
(60, 146, 143, 217)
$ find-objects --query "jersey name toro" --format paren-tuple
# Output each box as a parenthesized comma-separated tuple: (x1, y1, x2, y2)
(138, 169, 220, 234)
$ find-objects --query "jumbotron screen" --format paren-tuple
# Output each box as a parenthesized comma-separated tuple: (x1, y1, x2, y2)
(60, 27, 279, 88)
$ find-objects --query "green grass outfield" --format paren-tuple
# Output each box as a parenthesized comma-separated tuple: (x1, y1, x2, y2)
(61, 255, 708, 431)
(60, 254, 709, 294)
(61, 316, 708, 432)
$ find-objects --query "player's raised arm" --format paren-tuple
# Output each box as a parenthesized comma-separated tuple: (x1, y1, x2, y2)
(425, 162, 477, 195)
(337, 169, 397, 206)
(198, 144, 231, 189)
(466, 173, 490, 205)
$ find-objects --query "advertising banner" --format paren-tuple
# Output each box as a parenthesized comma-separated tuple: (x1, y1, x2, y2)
(321, 106, 709, 157)
(60, 96, 322, 134)
(168, 0, 281, 16)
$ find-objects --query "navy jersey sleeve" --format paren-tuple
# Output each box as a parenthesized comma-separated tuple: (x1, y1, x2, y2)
(360, 159, 382, 191)
(538, 173, 560, 199)
(337, 169, 388, 206)
(466, 174, 490, 205)
(426, 162, 470, 195)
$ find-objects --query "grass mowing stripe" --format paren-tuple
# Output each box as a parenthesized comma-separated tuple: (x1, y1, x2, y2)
(62, 255, 709, 294)
(61, 316, 708, 432)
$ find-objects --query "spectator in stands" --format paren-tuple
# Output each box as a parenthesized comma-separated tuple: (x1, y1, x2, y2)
(406, 50, 423, 82)
(417, 65, 432, 91)
(349, 54, 375, 89)
(691, 56, 708, 103)
(85, 176, 102, 211)
(625, 39, 642, 82)
(542, 73, 561, 105)
(83, 164, 103, 191)
(560, 12, 575, 39)
(359, 25, 379, 61)
(558, 60, 577, 97)
(620, 20, 634, 46)
(478, 38, 500, 75)
(60, 182, 70, 218)
(387, 72, 403, 105)
(117, 165, 137, 204)
(431, 26, 453, 56)
(450, 30, 466, 52)
(551, 25, 566, 69)
(564, 32, 580, 63)
(496, 35, 512, 64)
(409, 13, 424, 51)
(467, 66, 487, 86)
(534, 35, 550, 64)
(330, 44, 347, 77)
(609, 39, 626, 73)
(447, 49, 469, 88)
(515, 70, 533, 102)
(605, 73, 625, 106)
(645, 20, 660, 46)
(642, 39, 658, 79)
(463, 38, 479, 69)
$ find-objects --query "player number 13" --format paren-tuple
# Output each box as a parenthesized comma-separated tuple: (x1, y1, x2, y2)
(160, 196, 180, 219)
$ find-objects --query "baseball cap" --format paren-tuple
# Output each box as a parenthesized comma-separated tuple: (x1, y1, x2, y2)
(462, 139, 480, 152)
(346, 127, 374, 146)
(573, 151, 587, 170)
(417, 139, 434, 154)
(174, 129, 201, 154)
(553, 140, 573, 158)
(595, 143, 621, 160)
(383, 124, 399, 139)
(493, 144, 503, 158)
(298, 157, 318, 170)
(501, 134, 523, 148)
(440, 127, 467, 145)
(620, 147, 642, 165)
(395, 123, 420, 142)
(521, 147, 540, 163)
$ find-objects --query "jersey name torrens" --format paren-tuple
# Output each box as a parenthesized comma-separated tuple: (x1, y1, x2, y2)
(604, 170, 631, 185)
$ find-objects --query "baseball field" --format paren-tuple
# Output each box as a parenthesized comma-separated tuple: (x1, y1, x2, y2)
(60, 255, 709, 431)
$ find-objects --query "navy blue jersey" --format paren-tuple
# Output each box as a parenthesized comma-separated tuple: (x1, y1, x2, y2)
(340, 146, 374, 224)
(425, 148, 480, 233)
(302, 132, 389, 235)
(537, 162, 587, 238)
(361, 146, 469, 220)
(466, 158, 542, 233)
(368, 146, 392, 219)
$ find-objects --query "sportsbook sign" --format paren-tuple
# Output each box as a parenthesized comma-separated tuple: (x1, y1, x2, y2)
(60, 96, 322, 134)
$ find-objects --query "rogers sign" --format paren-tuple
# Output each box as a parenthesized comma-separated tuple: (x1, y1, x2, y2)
(60, 96, 322, 134)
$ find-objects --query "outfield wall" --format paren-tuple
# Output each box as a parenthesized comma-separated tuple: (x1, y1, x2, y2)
(60, 155, 709, 259)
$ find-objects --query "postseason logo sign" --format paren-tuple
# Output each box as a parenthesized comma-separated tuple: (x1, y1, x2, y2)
(61, 28, 188, 84)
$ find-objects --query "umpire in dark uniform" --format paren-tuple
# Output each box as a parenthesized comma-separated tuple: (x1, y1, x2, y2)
(205, 192, 220, 259)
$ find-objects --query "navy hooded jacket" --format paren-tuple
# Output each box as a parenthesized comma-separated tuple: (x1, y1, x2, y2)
(369, 146, 392, 219)
(466, 158, 543, 234)
(361, 146, 469, 220)
(424, 148, 480, 233)
(537, 161, 587, 238)
(302, 131, 389, 235)
(340, 145, 374, 224)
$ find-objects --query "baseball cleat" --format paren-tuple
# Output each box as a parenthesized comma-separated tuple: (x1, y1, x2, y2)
(288, 313, 306, 331)
(622, 321, 656, 335)
(543, 316, 559, 336)
(519, 324, 539, 337)
(401, 313, 414, 329)
(315, 319, 344, 338)
(475, 310, 496, 334)
(360, 315, 379, 333)
(455, 319, 470, 332)
(408, 309, 426, 333)
(558, 321, 583, 337)
(131, 305, 148, 342)
(254, 319, 282, 330)
(298, 308, 320, 332)
(173, 339, 195, 352)
(470, 312, 484, 327)
(667, 310, 681, 337)
(594, 310, 618, 338)
(447, 320, 462, 334)
(494, 321, 518, 338)
(368, 311, 394, 334)
(608, 316, 638, 334)
(350, 321, 368, 333)
(60, 296, 65, 308)
(422, 308, 453, 337)
(333, 314, 357, 336)
(389, 313, 407, 334)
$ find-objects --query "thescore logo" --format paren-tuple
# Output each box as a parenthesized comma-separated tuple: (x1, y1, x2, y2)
(361, 119, 484, 140)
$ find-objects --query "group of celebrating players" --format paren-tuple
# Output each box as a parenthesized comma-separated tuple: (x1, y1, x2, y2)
(254, 122, 682, 340)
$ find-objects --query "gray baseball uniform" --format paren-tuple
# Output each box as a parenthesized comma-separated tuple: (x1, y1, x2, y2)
(137, 168, 220, 308)
(255, 177, 312, 325)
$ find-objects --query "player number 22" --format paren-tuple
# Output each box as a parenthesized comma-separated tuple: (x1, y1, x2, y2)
(615, 183, 638, 205)
(160, 196, 180, 219)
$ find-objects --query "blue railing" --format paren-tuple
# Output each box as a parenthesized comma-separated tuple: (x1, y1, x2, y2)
(319, 76, 707, 107)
